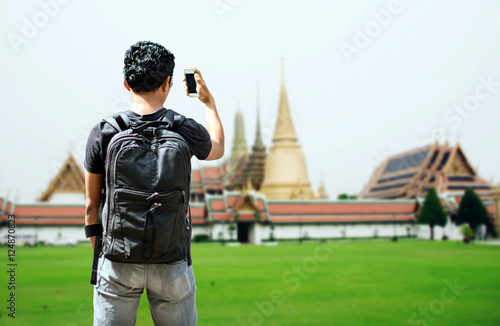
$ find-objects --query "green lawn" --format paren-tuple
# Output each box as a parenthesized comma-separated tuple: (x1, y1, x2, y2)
(1, 239, 499, 325)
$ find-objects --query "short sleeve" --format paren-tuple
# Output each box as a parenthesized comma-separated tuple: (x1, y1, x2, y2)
(177, 118, 212, 160)
(84, 123, 105, 174)
(84, 122, 117, 174)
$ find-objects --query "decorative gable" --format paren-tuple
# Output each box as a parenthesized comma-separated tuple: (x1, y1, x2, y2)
(443, 145, 475, 176)
(234, 193, 259, 213)
(38, 153, 85, 202)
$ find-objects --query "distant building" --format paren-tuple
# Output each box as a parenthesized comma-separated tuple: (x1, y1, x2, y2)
(38, 153, 85, 203)
(359, 141, 493, 201)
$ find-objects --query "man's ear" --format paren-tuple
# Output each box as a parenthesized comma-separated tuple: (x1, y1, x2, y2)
(124, 79, 131, 91)
(162, 76, 170, 91)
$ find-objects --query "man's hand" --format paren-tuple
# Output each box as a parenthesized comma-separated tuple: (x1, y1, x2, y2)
(183, 67, 225, 161)
(183, 67, 214, 106)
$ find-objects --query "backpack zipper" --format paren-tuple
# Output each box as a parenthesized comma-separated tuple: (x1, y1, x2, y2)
(104, 135, 143, 236)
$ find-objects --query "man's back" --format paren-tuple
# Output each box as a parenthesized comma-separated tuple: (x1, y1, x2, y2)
(84, 41, 224, 326)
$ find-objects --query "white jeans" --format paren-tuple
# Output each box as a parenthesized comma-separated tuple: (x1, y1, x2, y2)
(93, 256, 197, 325)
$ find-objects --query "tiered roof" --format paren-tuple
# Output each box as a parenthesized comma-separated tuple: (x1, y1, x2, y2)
(200, 166, 225, 195)
(5, 204, 84, 225)
(204, 190, 417, 224)
(267, 199, 417, 224)
(191, 165, 228, 201)
(190, 169, 205, 203)
(359, 142, 492, 201)
(207, 191, 270, 223)
(0, 197, 13, 216)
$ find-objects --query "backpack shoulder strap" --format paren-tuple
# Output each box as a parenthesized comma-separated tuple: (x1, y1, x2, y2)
(163, 109, 186, 131)
(102, 112, 131, 132)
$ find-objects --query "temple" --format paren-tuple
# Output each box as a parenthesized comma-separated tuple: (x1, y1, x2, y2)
(0, 63, 497, 244)
(359, 141, 492, 201)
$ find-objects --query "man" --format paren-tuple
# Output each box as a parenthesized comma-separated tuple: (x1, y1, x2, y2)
(84, 41, 224, 325)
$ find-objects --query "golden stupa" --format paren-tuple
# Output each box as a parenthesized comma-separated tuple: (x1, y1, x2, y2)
(260, 62, 316, 200)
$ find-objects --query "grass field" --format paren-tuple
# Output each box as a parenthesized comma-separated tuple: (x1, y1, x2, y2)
(1, 239, 499, 325)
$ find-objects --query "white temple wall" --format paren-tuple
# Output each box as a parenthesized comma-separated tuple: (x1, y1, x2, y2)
(268, 223, 415, 240)
(192, 223, 417, 244)
(416, 220, 484, 241)
(1, 223, 425, 246)
(0, 226, 87, 244)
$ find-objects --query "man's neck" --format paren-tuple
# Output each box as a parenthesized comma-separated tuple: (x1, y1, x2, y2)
(129, 91, 166, 115)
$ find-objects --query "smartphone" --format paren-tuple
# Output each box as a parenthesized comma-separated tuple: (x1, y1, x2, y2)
(184, 68, 198, 97)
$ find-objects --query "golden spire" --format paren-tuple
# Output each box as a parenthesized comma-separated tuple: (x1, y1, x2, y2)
(272, 58, 298, 143)
(260, 60, 315, 200)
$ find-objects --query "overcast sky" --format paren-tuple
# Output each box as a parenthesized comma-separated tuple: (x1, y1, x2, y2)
(1, 0, 499, 203)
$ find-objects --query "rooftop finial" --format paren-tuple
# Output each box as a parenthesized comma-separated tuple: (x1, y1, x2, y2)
(255, 82, 264, 147)
(281, 57, 285, 87)
(272, 58, 298, 143)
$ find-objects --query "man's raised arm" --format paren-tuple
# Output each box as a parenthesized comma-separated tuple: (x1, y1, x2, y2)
(203, 99, 224, 161)
(188, 67, 224, 161)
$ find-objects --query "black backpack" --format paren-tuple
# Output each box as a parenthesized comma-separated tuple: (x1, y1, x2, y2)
(89, 109, 192, 284)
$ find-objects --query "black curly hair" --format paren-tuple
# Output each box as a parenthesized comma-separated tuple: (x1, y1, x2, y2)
(123, 41, 175, 93)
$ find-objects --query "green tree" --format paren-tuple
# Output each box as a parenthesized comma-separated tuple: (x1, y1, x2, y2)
(418, 187, 448, 240)
(338, 194, 357, 200)
(456, 188, 491, 235)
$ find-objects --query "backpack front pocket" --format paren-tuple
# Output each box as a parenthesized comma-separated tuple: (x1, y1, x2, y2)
(106, 189, 185, 263)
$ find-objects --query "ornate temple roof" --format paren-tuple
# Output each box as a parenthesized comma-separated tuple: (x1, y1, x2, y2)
(200, 166, 225, 194)
(359, 142, 492, 201)
(38, 153, 85, 202)
(204, 190, 417, 224)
